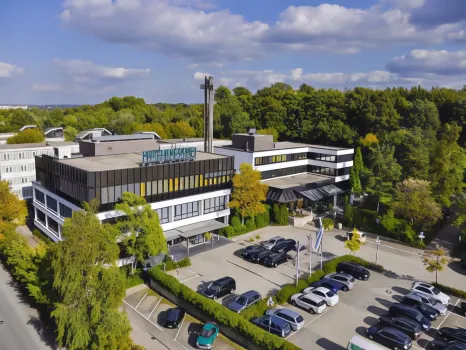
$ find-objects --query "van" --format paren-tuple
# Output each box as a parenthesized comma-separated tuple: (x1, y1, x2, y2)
(347, 335, 386, 350)
(346, 231, 367, 243)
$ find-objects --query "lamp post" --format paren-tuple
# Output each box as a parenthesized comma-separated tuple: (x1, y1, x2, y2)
(375, 236, 381, 264)
(309, 234, 313, 274)
(419, 232, 425, 245)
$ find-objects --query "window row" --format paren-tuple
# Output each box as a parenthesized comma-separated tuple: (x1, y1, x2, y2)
(255, 153, 307, 166)
(2, 164, 34, 173)
(156, 207, 171, 224)
(261, 166, 307, 180)
(174, 201, 200, 221)
(1, 150, 51, 161)
(308, 153, 336, 162)
(204, 195, 228, 214)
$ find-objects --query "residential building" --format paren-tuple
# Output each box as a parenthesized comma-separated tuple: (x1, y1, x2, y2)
(0, 141, 78, 199)
(32, 136, 234, 255)
(214, 130, 354, 211)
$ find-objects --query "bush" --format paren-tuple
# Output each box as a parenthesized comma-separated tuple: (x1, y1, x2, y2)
(125, 269, 145, 288)
(6, 129, 45, 144)
(273, 204, 289, 226)
(246, 218, 256, 232)
(256, 209, 270, 228)
(163, 256, 191, 271)
(431, 283, 466, 299)
(241, 297, 277, 320)
(231, 216, 241, 228)
(220, 226, 235, 238)
(148, 268, 300, 350)
(343, 203, 353, 227)
(321, 218, 334, 231)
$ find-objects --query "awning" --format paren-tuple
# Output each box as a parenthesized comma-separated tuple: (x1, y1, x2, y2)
(164, 219, 228, 239)
(266, 188, 298, 203)
(299, 184, 344, 202)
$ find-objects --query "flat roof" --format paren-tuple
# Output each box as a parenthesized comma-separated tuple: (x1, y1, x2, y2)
(261, 173, 335, 189)
(56, 151, 228, 172)
(0, 142, 49, 150)
(158, 138, 227, 144)
(217, 141, 351, 152)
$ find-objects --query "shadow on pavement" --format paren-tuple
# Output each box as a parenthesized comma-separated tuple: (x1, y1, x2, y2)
(392, 294, 403, 302)
(363, 316, 379, 326)
(187, 322, 203, 348)
(417, 338, 431, 349)
(392, 286, 410, 295)
(355, 326, 367, 337)
(334, 235, 346, 242)
(316, 338, 346, 350)
(367, 305, 388, 317)
(375, 297, 393, 309)
(27, 316, 60, 350)
(448, 261, 466, 276)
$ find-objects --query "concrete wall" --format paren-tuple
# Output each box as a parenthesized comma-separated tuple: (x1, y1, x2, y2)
(79, 139, 160, 157)
(231, 134, 273, 152)
(149, 278, 263, 350)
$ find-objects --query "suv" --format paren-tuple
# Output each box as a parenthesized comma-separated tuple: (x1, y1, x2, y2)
(388, 303, 431, 331)
(265, 308, 305, 331)
(261, 236, 285, 250)
(227, 290, 261, 313)
(438, 327, 466, 343)
(378, 316, 422, 339)
(324, 273, 355, 291)
(262, 253, 288, 268)
(201, 277, 236, 300)
(242, 245, 265, 261)
(336, 262, 370, 280)
(407, 292, 447, 316)
(272, 239, 297, 254)
(411, 282, 450, 306)
(367, 326, 412, 350)
(250, 249, 274, 264)
(290, 293, 327, 314)
(401, 293, 440, 320)
(250, 315, 292, 338)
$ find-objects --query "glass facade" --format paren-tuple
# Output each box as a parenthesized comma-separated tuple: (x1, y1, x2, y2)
(204, 195, 228, 214)
(35, 188, 45, 204)
(59, 203, 73, 218)
(255, 152, 353, 166)
(46, 195, 58, 213)
(261, 165, 351, 180)
(174, 201, 200, 221)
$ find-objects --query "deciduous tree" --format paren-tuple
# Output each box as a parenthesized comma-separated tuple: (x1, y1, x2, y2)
(7, 129, 45, 144)
(423, 246, 449, 283)
(344, 228, 361, 255)
(64, 126, 78, 141)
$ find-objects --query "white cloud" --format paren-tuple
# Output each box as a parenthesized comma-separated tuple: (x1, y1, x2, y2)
(60, 0, 466, 63)
(31, 83, 62, 92)
(0, 62, 24, 78)
(193, 72, 212, 80)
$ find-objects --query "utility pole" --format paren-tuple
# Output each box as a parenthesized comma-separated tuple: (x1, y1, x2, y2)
(295, 240, 300, 287)
(200, 76, 214, 153)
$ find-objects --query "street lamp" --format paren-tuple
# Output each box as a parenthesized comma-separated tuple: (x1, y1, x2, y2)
(419, 232, 425, 245)
(375, 236, 381, 264)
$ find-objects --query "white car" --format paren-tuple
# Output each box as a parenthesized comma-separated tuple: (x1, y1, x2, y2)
(302, 286, 339, 306)
(290, 293, 327, 314)
(410, 292, 448, 316)
(411, 282, 450, 306)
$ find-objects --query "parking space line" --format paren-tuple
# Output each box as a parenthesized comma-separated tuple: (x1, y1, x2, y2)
(365, 239, 421, 256)
(435, 298, 460, 330)
(180, 274, 201, 284)
(123, 299, 163, 331)
(174, 315, 185, 341)
(148, 298, 162, 319)
(286, 310, 328, 340)
(226, 260, 285, 286)
(135, 292, 148, 310)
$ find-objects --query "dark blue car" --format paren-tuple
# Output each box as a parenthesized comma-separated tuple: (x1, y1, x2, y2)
(367, 325, 412, 349)
(311, 278, 346, 294)
(250, 315, 292, 338)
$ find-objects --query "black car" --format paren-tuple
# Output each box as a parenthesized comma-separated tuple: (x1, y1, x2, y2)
(388, 303, 432, 331)
(438, 327, 466, 343)
(242, 245, 265, 261)
(460, 258, 466, 269)
(378, 316, 422, 339)
(431, 340, 466, 350)
(336, 262, 370, 280)
(271, 239, 297, 254)
(250, 249, 274, 264)
(201, 277, 236, 300)
(250, 315, 292, 338)
(460, 301, 466, 317)
(402, 295, 440, 320)
(262, 253, 288, 268)
(367, 325, 412, 350)
(163, 307, 185, 328)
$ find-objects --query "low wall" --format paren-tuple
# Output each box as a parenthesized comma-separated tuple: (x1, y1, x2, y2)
(288, 214, 313, 228)
(149, 278, 263, 350)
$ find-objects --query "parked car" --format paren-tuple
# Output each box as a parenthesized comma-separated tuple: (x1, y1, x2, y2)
(250, 315, 292, 338)
(401, 294, 440, 320)
(347, 335, 387, 350)
(388, 303, 432, 331)
(201, 277, 236, 300)
(431, 340, 466, 350)
(311, 278, 347, 294)
(249, 249, 274, 264)
(265, 308, 305, 331)
(242, 245, 265, 261)
(366, 326, 413, 350)
(196, 322, 219, 349)
(302, 286, 339, 306)
(378, 316, 422, 339)
(261, 236, 285, 250)
(262, 253, 288, 268)
(290, 293, 327, 314)
(437, 327, 466, 343)
(163, 307, 185, 329)
(271, 239, 297, 254)
(407, 292, 448, 316)
(411, 282, 450, 306)
(460, 258, 466, 269)
(227, 290, 261, 313)
(324, 272, 355, 291)
(346, 230, 367, 243)
(460, 301, 466, 316)
(336, 262, 370, 280)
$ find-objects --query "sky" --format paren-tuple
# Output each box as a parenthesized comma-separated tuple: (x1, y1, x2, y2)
(1, 0, 466, 105)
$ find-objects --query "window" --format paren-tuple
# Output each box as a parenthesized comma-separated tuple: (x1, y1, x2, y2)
(204, 196, 227, 214)
(22, 177, 28, 183)
(46, 195, 58, 213)
(156, 207, 170, 224)
(2, 154, 6, 160)
(189, 176, 195, 189)
(140, 182, 146, 196)
(35, 189, 45, 204)
(179, 177, 184, 191)
(59, 203, 73, 218)
(48, 218, 59, 234)
(174, 201, 200, 221)
(174, 178, 179, 191)
(36, 210, 46, 225)
(169, 178, 173, 192)
(19, 153, 22, 159)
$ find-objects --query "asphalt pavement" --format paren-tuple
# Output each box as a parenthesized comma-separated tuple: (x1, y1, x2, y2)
(0, 263, 54, 350)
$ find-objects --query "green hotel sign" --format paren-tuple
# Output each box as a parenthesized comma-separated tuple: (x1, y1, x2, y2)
(142, 147, 197, 164)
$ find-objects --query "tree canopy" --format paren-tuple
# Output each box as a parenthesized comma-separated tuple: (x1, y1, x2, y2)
(7, 128, 45, 144)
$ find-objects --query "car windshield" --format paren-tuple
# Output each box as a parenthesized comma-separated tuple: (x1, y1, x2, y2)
(209, 283, 220, 291)
(432, 287, 441, 295)
(414, 313, 423, 322)
(236, 296, 247, 305)
(296, 315, 304, 323)
(200, 328, 215, 338)
(429, 298, 438, 305)
(316, 300, 325, 307)
(326, 291, 335, 297)
(167, 309, 180, 321)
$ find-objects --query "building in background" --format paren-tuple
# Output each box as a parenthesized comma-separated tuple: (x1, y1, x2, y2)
(0, 125, 65, 144)
(32, 136, 234, 260)
(0, 105, 28, 110)
(0, 141, 78, 199)
(215, 130, 354, 211)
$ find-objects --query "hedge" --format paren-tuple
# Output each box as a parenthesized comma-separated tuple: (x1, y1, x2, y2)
(163, 256, 191, 271)
(432, 283, 466, 299)
(322, 255, 384, 274)
(275, 270, 325, 305)
(220, 209, 270, 238)
(149, 268, 300, 350)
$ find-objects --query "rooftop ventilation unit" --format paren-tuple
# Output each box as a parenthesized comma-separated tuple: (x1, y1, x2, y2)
(247, 128, 256, 135)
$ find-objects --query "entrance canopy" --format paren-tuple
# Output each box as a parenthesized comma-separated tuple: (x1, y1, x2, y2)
(164, 219, 228, 240)
(299, 184, 344, 202)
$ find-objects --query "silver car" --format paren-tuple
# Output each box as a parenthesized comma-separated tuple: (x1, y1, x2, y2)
(324, 273, 355, 291)
(408, 292, 448, 316)
(260, 236, 285, 250)
(265, 307, 305, 331)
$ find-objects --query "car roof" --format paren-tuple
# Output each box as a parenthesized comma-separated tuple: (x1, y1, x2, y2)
(241, 290, 260, 298)
(203, 322, 218, 330)
(415, 282, 434, 289)
(392, 303, 421, 313)
(302, 293, 323, 303)
(393, 316, 420, 327)
(270, 236, 283, 241)
(321, 278, 343, 287)
(311, 287, 331, 294)
(216, 276, 234, 284)
(266, 253, 284, 259)
(275, 308, 300, 318)
(405, 293, 422, 301)
(167, 308, 182, 320)
(330, 272, 352, 278)
(383, 326, 410, 338)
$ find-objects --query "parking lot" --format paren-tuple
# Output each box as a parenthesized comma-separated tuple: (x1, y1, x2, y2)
(124, 285, 243, 350)
(169, 227, 466, 349)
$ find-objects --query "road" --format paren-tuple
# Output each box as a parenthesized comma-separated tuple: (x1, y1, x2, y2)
(0, 263, 54, 350)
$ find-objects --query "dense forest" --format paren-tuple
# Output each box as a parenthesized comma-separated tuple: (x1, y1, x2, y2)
(1, 83, 466, 210)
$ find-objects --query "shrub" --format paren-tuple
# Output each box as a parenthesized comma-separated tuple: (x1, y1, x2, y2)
(231, 216, 241, 228)
(148, 268, 300, 350)
(163, 256, 191, 271)
(220, 226, 236, 238)
(241, 297, 277, 319)
(125, 269, 145, 288)
(255, 235, 261, 240)
(255, 209, 270, 228)
(272, 204, 289, 226)
(246, 218, 256, 232)
(234, 224, 247, 235)
(343, 202, 353, 227)
(322, 218, 334, 231)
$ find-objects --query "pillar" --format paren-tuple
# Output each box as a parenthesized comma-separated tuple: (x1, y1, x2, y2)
(333, 195, 337, 208)
(186, 238, 190, 256)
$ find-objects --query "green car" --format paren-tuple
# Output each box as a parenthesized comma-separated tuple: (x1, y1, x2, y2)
(196, 322, 219, 349)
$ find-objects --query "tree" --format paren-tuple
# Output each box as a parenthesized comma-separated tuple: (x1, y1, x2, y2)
(257, 128, 279, 141)
(423, 246, 449, 283)
(349, 167, 362, 195)
(168, 121, 196, 138)
(204, 231, 213, 248)
(344, 228, 361, 255)
(0, 180, 27, 227)
(228, 163, 268, 225)
(392, 179, 442, 230)
(50, 200, 131, 350)
(64, 126, 78, 141)
(114, 192, 167, 274)
(7, 129, 45, 144)
(359, 133, 379, 148)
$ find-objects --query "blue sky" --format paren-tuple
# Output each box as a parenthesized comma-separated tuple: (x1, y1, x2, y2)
(1, 0, 466, 105)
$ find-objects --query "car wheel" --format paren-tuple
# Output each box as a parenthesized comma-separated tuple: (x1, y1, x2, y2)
(274, 263, 278, 268)
(343, 286, 349, 292)
(368, 335, 373, 340)
(309, 308, 315, 314)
